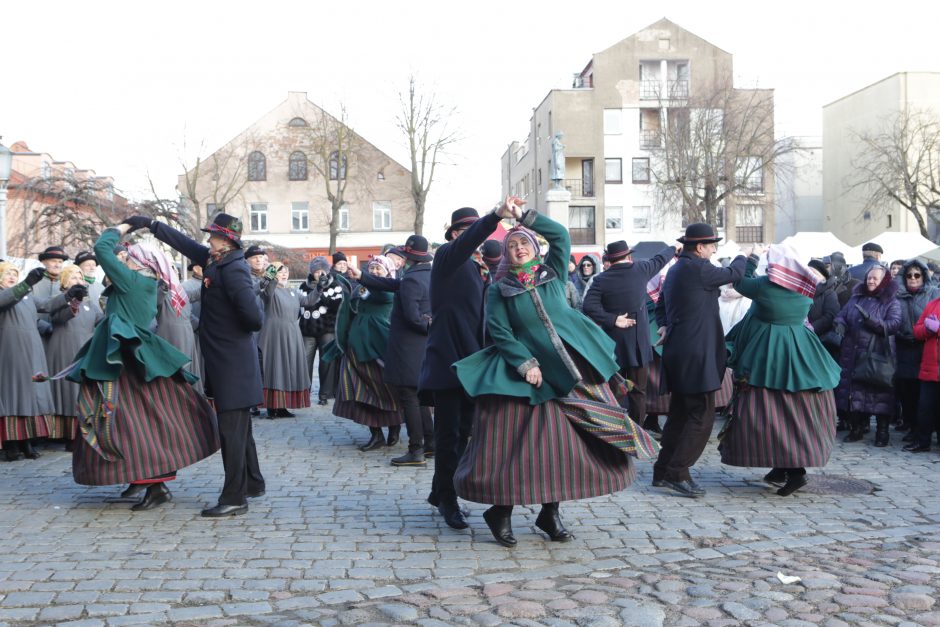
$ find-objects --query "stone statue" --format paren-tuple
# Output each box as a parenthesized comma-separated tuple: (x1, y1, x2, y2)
(550, 132, 565, 189)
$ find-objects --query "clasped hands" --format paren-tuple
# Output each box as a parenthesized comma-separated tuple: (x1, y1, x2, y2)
(496, 196, 525, 221)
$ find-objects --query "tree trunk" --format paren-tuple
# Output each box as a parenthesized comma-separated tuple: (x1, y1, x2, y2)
(910, 205, 929, 239)
(413, 194, 425, 237)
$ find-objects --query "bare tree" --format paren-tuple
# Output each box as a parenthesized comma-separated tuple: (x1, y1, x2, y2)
(649, 75, 797, 232)
(396, 75, 459, 236)
(845, 108, 940, 239)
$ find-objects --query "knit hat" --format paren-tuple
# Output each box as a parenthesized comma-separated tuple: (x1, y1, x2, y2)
(309, 256, 330, 274)
(332, 251, 348, 265)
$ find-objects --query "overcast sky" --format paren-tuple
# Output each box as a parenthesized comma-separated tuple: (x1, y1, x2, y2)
(3, 0, 938, 236)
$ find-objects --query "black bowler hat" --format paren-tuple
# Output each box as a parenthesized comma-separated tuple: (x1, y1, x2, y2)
(38, 246, 69, 262)
(605, 240, 633, 262)
(445, 207, 480, 241)
(201, 213, 243, 247)
(74, 251, 97, 266)
(862, 242, 884, 254)
(244, 245, 267, 259)
(400, 235, 433, 262)
(677, 222, 722, 245)
(481, 239, 502, 263)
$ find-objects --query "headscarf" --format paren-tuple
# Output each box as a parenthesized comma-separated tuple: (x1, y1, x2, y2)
(0, 261, 19, 285)
(646, 257, 677, 303)
(496, 226, 542, 288)
(765, 243, 819, 298)
(368, 254, 397, 279)
(126, 241, 187, 316)
(58, 265, 84, 292)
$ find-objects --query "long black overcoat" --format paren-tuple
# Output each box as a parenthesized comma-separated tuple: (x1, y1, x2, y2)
(419, 211, 501, 393)
(582, 246, 674, 369)
(150, 221, 263, 412)
(359, 262, 432, 388)
(655, 252, 746, 395)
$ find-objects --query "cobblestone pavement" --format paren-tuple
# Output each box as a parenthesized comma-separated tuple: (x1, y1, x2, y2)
(1, 405, 939, 626)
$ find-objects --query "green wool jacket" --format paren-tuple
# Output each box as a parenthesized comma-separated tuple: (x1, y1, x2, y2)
(726, 255, 841, 392)
(332, 288, 394, 363)
(454, 211, 618, 405)
(68, 228, 192, 384)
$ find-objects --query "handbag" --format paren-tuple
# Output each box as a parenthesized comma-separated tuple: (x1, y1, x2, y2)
(851, 330, 895, 389)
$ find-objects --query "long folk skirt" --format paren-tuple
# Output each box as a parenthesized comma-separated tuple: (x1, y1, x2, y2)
(455, 356, 646, 506)
(719, 385, 837, 469)
(0, 415, 52, 444)
(333, 350, 402, 428)
(72, 367, 220, 486)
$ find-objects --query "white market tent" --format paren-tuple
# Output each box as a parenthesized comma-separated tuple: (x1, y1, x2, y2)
(778, 232, 861, 264)
(849, 231, 940, 264)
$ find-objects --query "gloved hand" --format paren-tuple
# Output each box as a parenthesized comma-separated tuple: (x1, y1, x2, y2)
(24, 267, 46, 286)
(263, 264, 278, 281)
(925, 315, 940, 334)
(863, 316, 884, 332)
(122, 215, 153, 233)
(317, 273, 332, 291)
(853, 303, 871, 320)
(66, 284, 89, 300)
(298, 274, 314, 293)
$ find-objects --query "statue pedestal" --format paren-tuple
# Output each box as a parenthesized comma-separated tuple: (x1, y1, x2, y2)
(545, 188, 572, 227)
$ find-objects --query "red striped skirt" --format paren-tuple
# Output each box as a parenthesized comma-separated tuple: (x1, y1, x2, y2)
(455, 368, 637, 506)
(333, 350, 402, 428)
(0, 416, 53, 444)
(263, 388, 311, 409)
(719, 386, 837, 468)
(72, 368, 220, 486)
(647, 354, 670, 415)
(715, 368, 734, 408)
(48, 416, 78, 440)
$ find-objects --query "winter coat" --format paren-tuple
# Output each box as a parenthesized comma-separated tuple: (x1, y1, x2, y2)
(833, 274, 901, 415)
(808, 280, 841, 337)
(913, 296, 940, 382)
(258, 279, 312, 394)
(299, 273, 344, 337)
(895, 260, 940, 380)
(0, 282, 54, 417)
(46, 291, 103, 416)
(581, 246, 674, 370)
(32, 275, 61, 338)
(575, 254, 601, 298)
(847, 257, 884, 281)
(150, 221, 264, 412)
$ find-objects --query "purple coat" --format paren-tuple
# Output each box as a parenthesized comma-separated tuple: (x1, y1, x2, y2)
(833, 274, 901, 415)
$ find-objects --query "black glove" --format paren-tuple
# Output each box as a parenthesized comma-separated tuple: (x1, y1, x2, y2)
(66, 284, 89, 300)
(263, 264, 279, 281)
(853, 303, 871, 320)
(317, 273, 332, 290)
(122, 215, 153, 233)
(864, 316, 885, 332)
(24, 267, 46, 286)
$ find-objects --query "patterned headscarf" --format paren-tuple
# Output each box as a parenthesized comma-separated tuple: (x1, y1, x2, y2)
(496, 226, 543, 287)
(126, 241, 187, 316)
(368, 254, 397, 279)
(765, 243, 819, 298)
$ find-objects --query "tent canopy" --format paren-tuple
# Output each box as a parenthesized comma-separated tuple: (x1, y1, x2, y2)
(778, 232, 860, 264)
(853, 231, 940, 265)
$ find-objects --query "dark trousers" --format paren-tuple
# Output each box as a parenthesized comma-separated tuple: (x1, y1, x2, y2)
(304, 334, 337, 400)
(217, 408, 266, 506)
(914, 381, 940, 447)
(896, 377, 921, 429)
(654, 391, 716, 482)
(394, 385, 434, 450)
(430, 388, 474, 507)
(621, 365, 649, 422)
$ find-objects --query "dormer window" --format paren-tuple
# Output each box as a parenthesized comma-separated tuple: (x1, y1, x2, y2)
(288, 117, 308, 127)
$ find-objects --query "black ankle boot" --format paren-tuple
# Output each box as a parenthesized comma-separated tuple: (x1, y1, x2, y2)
(843, 418, 864, 443)
(3, 442, 22, 462)
(359, 428, 386, 451)
(763, 468, 787, 484)
(483, 505, 516, 547)
(131, 483, 172, 511)
(536, 502, 574, 542)
(20, 440, 41, 459)
(777, 470, 808, 496)
(874, 417, 889, 447)
(386, 425, 401, 447)
(120, 484, 147, 500)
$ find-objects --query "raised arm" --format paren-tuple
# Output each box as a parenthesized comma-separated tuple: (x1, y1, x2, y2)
(358, 272, 402, 293)
(638, 245, 678, 280)
(94, 227, 138, 294)
(701, 254, 747, 289)
(732, 254, 763, 299)
(519, 210, 568, 279)
(149, 220, 211, 268)
(433, 212, 501, 277)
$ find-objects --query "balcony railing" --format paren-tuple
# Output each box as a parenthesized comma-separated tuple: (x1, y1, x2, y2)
(640, 129, 662, 149)
(564, 179, 595, 198)
(640, 80, 661, 100)
(736, 225, 764, 243)
(667, 79, 689, 100)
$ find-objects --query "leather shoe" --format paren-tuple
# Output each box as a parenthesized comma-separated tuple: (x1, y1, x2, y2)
(247, 488, 266, 498)
(249, 407, 261, 417)
(763, 469, 787, 485)
(277, 409, 296, 418)
(391, 449, 426, 466)
(21, 441, 41, 459)
(386, 426, 401, 447)
(427, 494, 468, 517)
(903, 443, 930, 453)
(120, 484, 147, 500)
(776, 474, 808, 496)
(423, 447, 435, 458)
(483, 505, 516, 547)
(664, 479, 706, 498)
(201, 503, 248, 517)
(438, 503, 469, 530)
(535, 503, 573, 542)
(131, 483, 172, 511)
(902, 432, 916, 443)
(651, 478, 667, 488)
(359, 428, 386, 452)
(318, 398, 329, 406)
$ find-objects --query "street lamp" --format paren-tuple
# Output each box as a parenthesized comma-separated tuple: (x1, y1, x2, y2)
(0, 138, 12, 259)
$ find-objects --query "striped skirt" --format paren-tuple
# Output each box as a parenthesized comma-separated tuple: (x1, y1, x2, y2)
(48, 415, 78, 440)
(333, 350, 402, 428)
(0, 416, 52, 444)
(715, 368, 734, 409)
(72, 368, 220, 486)
(647, 354, 670, 415)
(718, 386, 837, 468)
(455, 361, 638, 506)
(263, 388, 311, 409)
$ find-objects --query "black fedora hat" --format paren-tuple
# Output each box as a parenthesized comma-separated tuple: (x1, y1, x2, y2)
(73, 251, 97, 266)
(605, 240, 633, 262)
(38, 246, 69, 262)
(677, 222, 722, 245)
(400, 235, 433, 262)
(445, 207, 480, 241)
(201, 213, 243, 247)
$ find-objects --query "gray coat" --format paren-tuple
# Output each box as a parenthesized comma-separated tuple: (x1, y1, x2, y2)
(259, 279, 312, 393)
(32, 275, 60, 339)
(181, 278, 202, 331)
(0, 285, 54, 417)
(46, 292, 103, 416)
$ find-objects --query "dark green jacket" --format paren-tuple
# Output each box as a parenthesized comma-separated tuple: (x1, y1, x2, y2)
(333, 288, 394, 363)
(454, 211, 618, 405)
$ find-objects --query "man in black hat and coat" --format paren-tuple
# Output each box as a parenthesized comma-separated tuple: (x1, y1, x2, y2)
(33, 246, 70, 339)
(123, 213, 266, 517)
(653, 223, 746, 498)
(582, 240, 678, 429)
(848, 242, 885, 281)
(420, 199, 519, 529)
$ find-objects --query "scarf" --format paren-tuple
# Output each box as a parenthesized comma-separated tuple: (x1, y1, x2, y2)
(496, 225, 542, 281)
(765, 243, 819, 298)
(126, 242, 187, 316)
(471, 251, 489, 283)
(508, 258, 541, 290)
(368, 254, 397, 279)
(208, 241, 236, 265)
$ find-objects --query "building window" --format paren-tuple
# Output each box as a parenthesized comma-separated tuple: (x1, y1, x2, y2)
(329, 151, 347, 180)
(735, 156, 763, 191)
(206, 203, 224, 218)
(291, 201, 309, 232)
(372, 201, 392, 231)
(288, 151, 308, 181)
(735, 203, 764, 243)
(538, 168, 542, 187)
(338, 204, 349, 231)
(632, 158, 651, 183)
(377, 171, 385, 181)
(605, 206, 623, 231)
(605, 158, 623, 183)
(568, 206, 595, 245)
(288, 117, 308, 127)
(250, 203, 268, 232)
(603, 109, 622, 135)
(633, 206, 651, 232)
(247, 151, 266, 181)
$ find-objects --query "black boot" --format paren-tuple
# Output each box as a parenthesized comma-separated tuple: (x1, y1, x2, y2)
(836, 416, 848, 431)
(391, 446, 426, 467)
(536, 502, 574, 542)
(483, 505, 516, 547)
(763, 468, 787, 485)
(874, 416, 890, 447)
(843, 416, 864, 443)
(386, 425, 401, 447)
(131, 483, 172, 511)
(120, 484, 147, 500)
(3, 442, 22, 462)
(359, 428, 386, 451)
(277, 408, 296, 418)
(20, 440, 41, 459)
(777, 470, 808, 496)
(643, 415, 662, 434)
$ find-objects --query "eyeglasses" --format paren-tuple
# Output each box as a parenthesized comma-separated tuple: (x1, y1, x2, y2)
(906, 273, 923, 279)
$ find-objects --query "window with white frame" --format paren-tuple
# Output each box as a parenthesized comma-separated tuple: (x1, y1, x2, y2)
(632, 158, 650, 183)
(338, 204, 350, 231)
(605, 158, 623, 183)
(372, 201, 392, 231)
(250, 203, 268, 232)
(736, 203, 764, 226)
(632, 206, 651, 232)
(605, 206, 623, 231)
(291, 201, 309, 231)
(603, 109, 622, 135)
